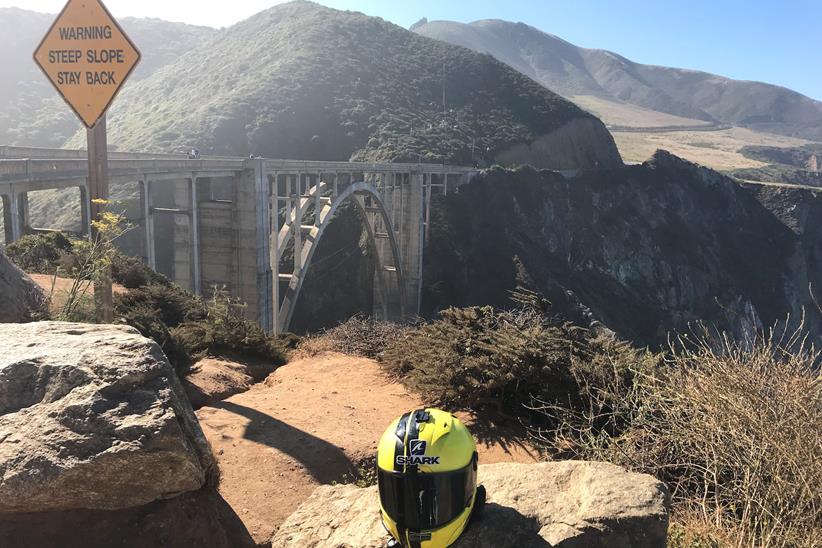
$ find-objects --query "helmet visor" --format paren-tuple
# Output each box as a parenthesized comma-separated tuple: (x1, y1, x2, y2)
(378, 462, 476, 531)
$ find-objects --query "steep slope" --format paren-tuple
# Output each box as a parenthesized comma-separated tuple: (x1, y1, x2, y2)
(423, 152, 822, 347)
(0, 7, 215, 147)
(414, 19, 822, 141)
(97, 1, 620, 169)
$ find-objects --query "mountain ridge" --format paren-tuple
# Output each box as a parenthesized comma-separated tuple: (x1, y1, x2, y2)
(414, 18, 822, 140)
(87, 1, 620, 168)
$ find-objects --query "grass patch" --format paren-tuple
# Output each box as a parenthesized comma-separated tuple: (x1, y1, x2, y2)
(532, 324, 821, 547)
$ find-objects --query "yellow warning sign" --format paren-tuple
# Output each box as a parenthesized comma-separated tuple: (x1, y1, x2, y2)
(33, 0, 140, 128)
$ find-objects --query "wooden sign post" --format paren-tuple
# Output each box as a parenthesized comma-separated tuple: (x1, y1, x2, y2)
(33, 0, 140, 322)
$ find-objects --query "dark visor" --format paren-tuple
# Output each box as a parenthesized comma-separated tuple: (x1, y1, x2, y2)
(378, 461, 476, 531)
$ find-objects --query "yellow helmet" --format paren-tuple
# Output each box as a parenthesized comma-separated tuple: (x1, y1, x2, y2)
(376, 408, 484, 548)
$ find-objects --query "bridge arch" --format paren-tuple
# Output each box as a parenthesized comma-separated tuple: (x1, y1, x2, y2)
(276, 180, 406, 333)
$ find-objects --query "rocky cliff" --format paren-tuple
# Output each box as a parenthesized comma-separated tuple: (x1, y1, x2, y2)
(0, 249, 46, 323)
(423, 151, 822, 346)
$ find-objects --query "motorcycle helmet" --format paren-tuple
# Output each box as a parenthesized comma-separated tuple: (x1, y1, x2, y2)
(376, 408, 484, 547)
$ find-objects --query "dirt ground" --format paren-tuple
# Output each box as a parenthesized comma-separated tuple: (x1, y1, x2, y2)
(29, 273, 126, 315)
(195, 352, 539, 545)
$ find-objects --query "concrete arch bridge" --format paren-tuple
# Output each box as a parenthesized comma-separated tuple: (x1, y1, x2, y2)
(0, 146, 476, 333)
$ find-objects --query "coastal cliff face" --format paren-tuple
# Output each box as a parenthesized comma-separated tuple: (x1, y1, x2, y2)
(423, 151, 821, 347)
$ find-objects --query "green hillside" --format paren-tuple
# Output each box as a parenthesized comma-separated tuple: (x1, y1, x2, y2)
(0, 7, 215, 147)
(94, 1, 618, 166)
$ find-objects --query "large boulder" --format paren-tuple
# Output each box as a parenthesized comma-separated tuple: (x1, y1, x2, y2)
(0, 487, 255, 548)
(271, 461, 670, 548)
(0, 249, 46, 322)
(0, 321, 216, 512)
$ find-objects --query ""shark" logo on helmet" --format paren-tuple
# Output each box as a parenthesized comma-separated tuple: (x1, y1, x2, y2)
(396, 439, 441, 466)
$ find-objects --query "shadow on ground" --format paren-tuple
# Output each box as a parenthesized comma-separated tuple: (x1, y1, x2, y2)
(456, 502, 552, 547)
(212, 400, 357, 484)
(0, 488, 254, 548)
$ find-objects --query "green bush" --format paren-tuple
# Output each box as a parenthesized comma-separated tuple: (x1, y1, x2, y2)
(5, 232, 73, 273)
(115, 282, 207, 328)
(380, 303, 644, 417)
(114, 284, 285, 374)
(110, 251, 169, 288)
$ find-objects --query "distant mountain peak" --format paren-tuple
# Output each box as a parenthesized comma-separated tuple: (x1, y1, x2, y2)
(414, 18, 822, 140)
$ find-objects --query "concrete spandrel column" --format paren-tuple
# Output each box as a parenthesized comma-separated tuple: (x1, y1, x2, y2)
(190, 177, 201, 296)
(314, 173, 322, 227)
(424, 173, 432, 243)
(270, 178, 281, 334)
(293, 173, 303, 277)
(141, 180, 156, 269)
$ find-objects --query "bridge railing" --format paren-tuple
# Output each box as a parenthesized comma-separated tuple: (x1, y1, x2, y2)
(0, 157, 248, 185)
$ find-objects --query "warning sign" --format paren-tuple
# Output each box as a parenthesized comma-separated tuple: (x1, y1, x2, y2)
(33, 0, 140, 128)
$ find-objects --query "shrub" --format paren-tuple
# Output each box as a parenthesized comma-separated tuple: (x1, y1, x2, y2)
(115, 284, 285, 374)
(117, 302, 192, 369)
(110, 251, 169, 288)
(532, 326, 822, 547)
(379, 304, 644, 416)
(5, 232, 73, 273)
(115, 282, 207, 328)
(298, 315, 410, 359)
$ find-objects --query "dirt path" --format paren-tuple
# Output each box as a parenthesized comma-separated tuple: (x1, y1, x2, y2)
(196, 352, 539, 545)
(29, 273, 126, 315)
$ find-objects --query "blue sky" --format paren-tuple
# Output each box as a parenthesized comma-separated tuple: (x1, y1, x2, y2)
(6, 0, 821, 100)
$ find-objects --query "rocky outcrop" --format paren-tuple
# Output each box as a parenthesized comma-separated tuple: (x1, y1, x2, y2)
(0, 322, 215, 512)
(496, 118, 623, 170)
(423, 151, 821, 347)
(271, 461, 670, 548)
(0, 249, 46, 322)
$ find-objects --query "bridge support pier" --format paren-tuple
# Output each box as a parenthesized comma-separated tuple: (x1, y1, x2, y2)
(398, 172, 425, 316)
(139, 180, 156, 268)
(5, 191, 23, 242)
(79, 185, 90, 237)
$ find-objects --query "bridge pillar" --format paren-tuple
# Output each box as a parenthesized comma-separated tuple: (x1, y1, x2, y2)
(190, 177, 202, 296)
(18, 192, 30, 237)
(234, 164, 266, 326)
(1, 194, 11, 244)
(251, 159, 272, 334)
(7, 191, 22, 242)
(139, 180, 156, 268)
(172, 179, 193, 291)
(79, 185, 90, 237)
(398, 171, 425, 316)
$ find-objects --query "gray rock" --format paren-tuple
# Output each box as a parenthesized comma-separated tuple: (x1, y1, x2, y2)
(0, 321, 216, 512)
(271, 461, 670, 548)
(0, 249, 46, 323)
(0, 487, 255, 548)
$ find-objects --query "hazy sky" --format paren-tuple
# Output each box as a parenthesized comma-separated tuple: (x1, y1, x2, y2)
(4, 0, 821, 101)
